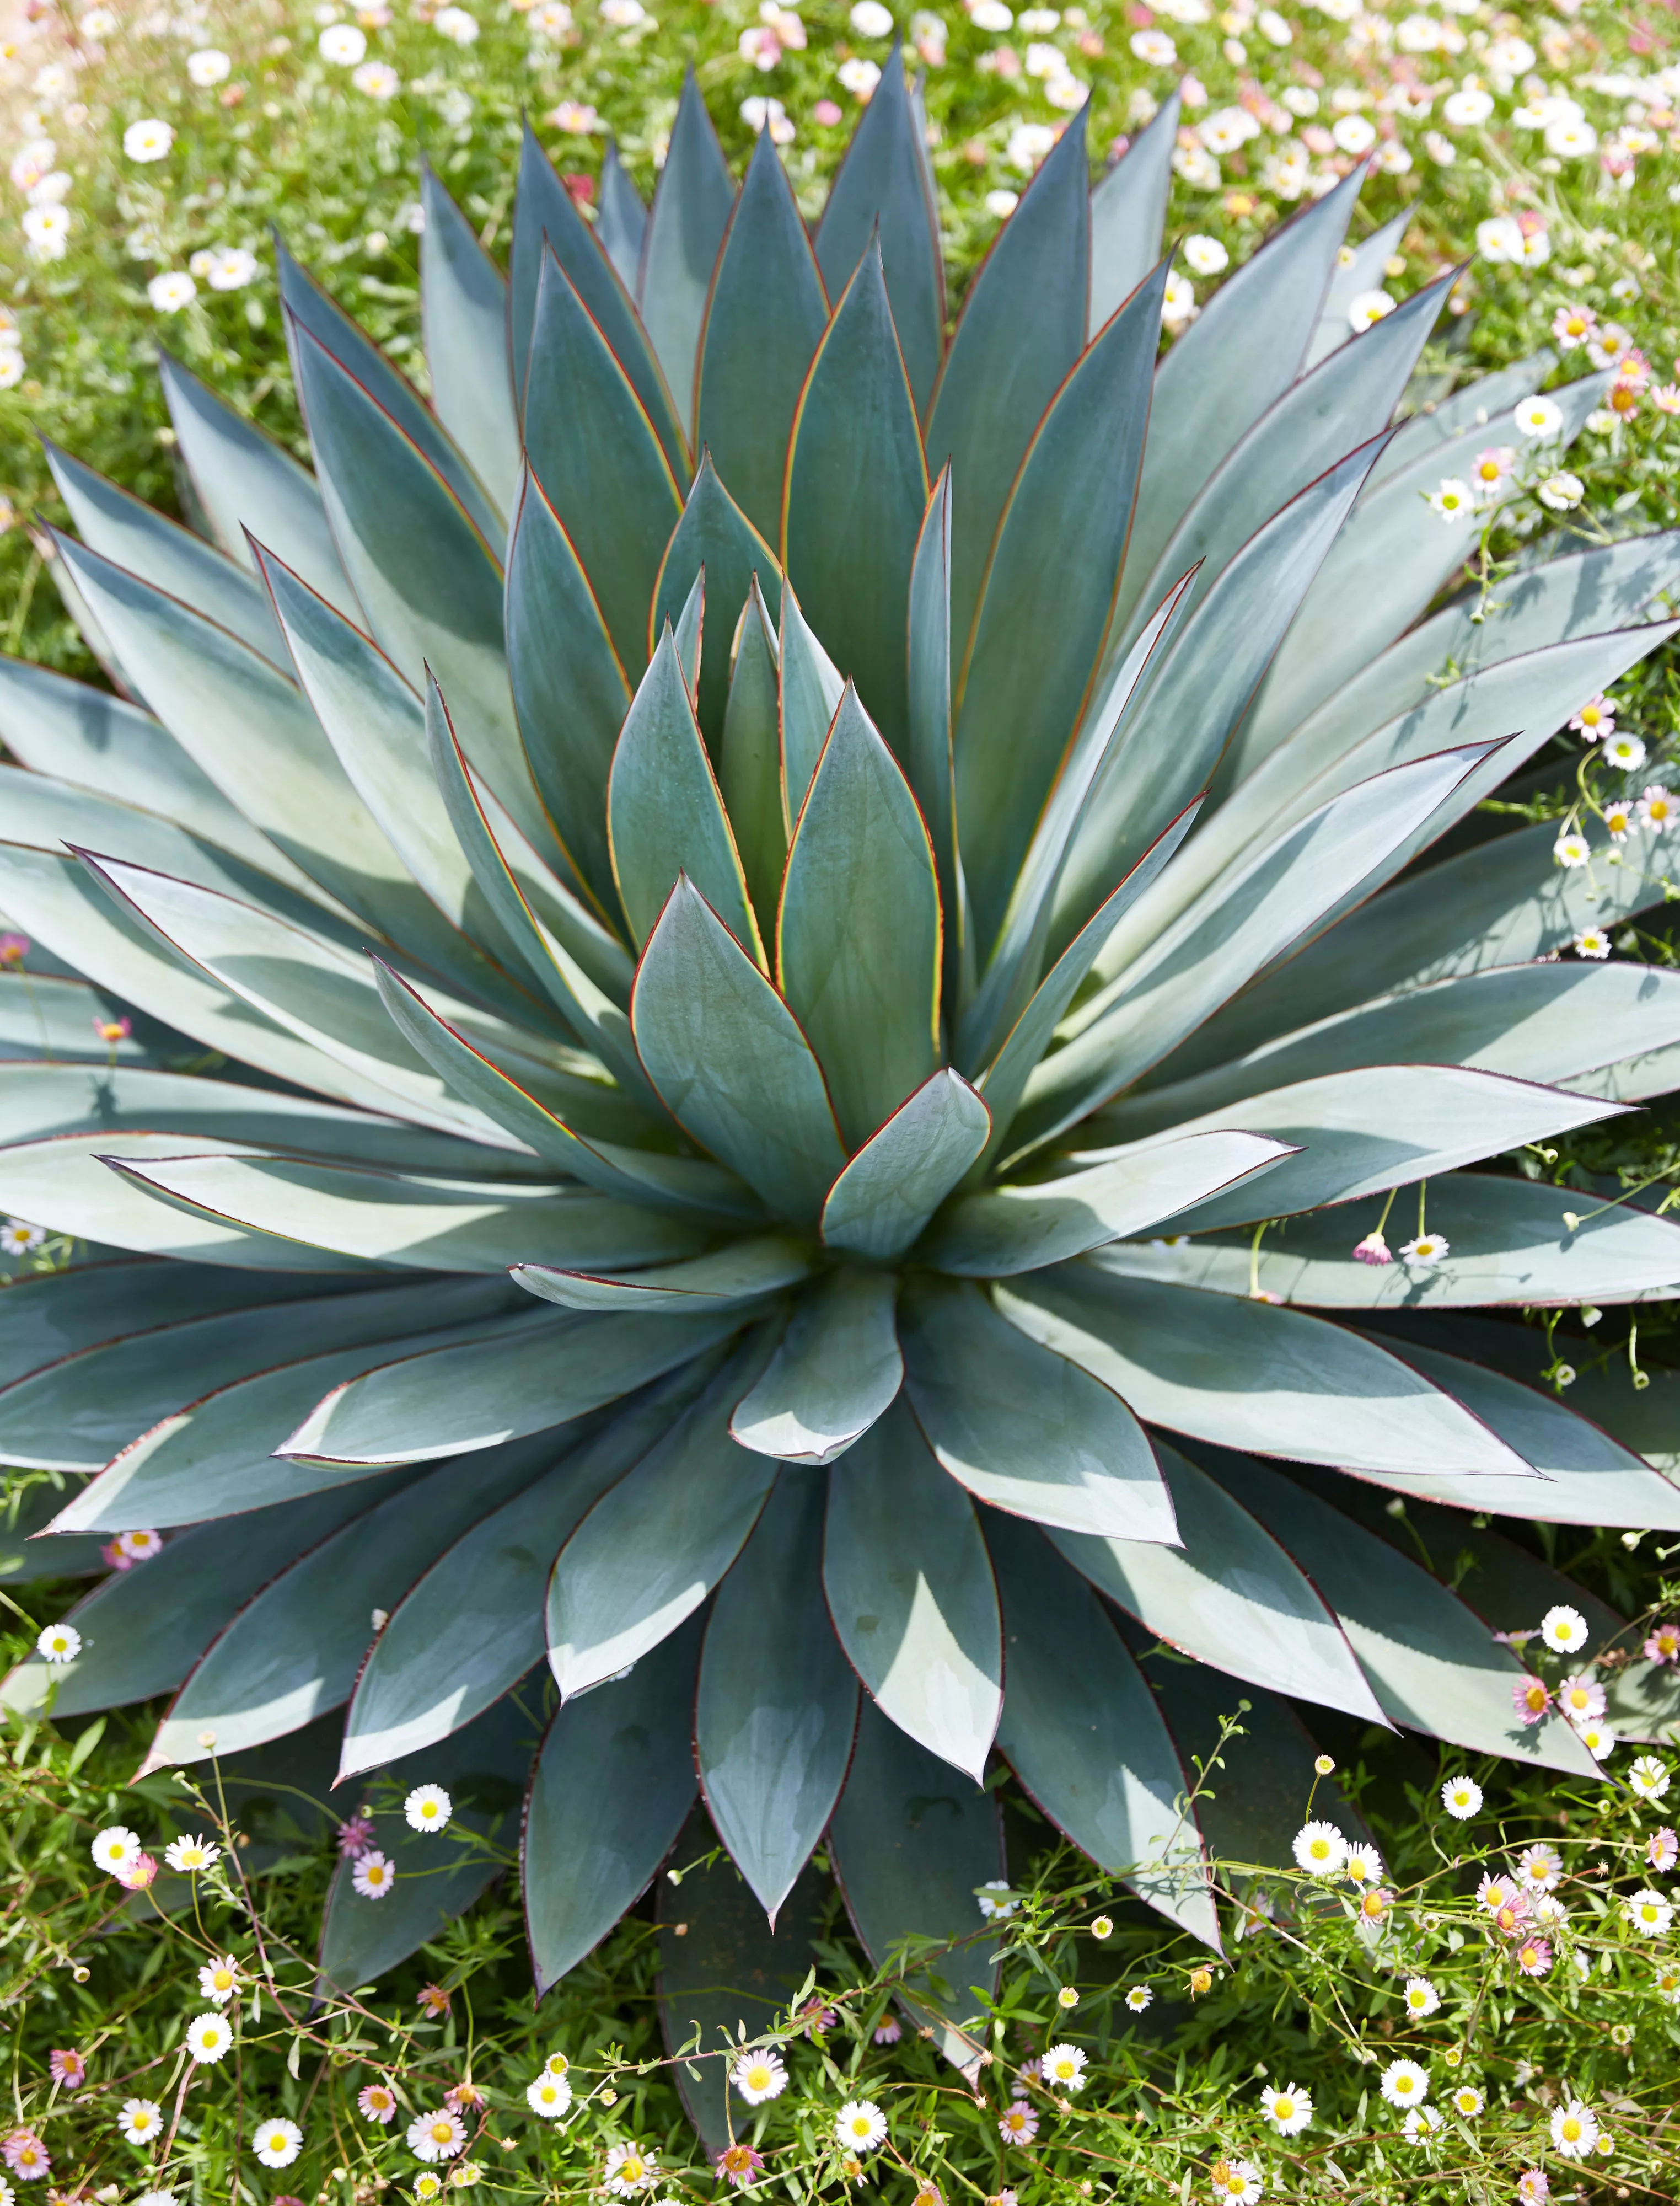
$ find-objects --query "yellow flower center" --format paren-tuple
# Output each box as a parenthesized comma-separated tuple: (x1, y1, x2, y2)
(1275, 2098, 1293, 2120)
(1563, 2119, 1581, 2141)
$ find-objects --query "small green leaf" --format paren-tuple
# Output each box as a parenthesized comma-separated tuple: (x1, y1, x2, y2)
(650, 453, 783, 753)
(719, 578, 788, 940)
(513, 1235, 809, 1313)
(779, 579, 845, 821)
(728, 1268, 903, 1465)
(821, 1069, 989, 1261)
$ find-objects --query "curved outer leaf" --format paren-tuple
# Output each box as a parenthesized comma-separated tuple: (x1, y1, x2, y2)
(1111, 164, 1362, 634)
(596, 138, 648, 295)
(45, 440, 289, 671)
(609, 628, 764, 960)
(779, 579, 846, 820)
(924, 108, 1090, 660)
(695, 129, 831, 543)
(1088, 91, 1180, 336)
(503, 466, 634, 922)
(109, 1151, 705, 1275)
(696, 1475, 861, 1916)
(524, 246, 684, 684)
(1049, 1438, 1387, 1720)
(637, 71, 737, 442)
(45, 1289, 534, 1532)
(144, 1436, 556, 1769)
(652, 455, 783, 752)
(778, 688, 940, 1147)
(783, 242, 927, 761)
(319, 1694, 535, 1993)
(514, 1235, 809, 1313)
(924, 1129, 1293, 1277)
(719, 577, 787, 938)
(1097, 1174, 1680, 1309)
(1, 1272, 511, 1476)
(509, 121, 686, 474)
(822, 1399, 1002, 1781)
(954, 260, 1168, 954)
(158, 351, 358, 617)
(1000, 1266, 1536, 1477)
(2, 1479, 109, 1585)
(632, 876, 846, 1225)
(523, 1613, 702, 1994)
(987, 1513, 1217, 1942)
(1125, 1065, 1620, 1238)
(906, 468, 958, 998)
(0, 1480, 401, 1720)
(1202, 1448, 1600, 1772)
(341, 1367, 718, 1771)
(276, 234, 502, 547)
(822, 1069, 990, 1260)
(420, 163, 520, 520)
(546, 1332, 780, 1695)
(0, 970, 186, 1067)
(900, 1278, 1177, 1541)
(814, 35, 943, 415)
(289, 322, 563, 874)
(280, 1304, 743, 1466)
(826, 1696, 1004, 2071)
(729, 1267, 903, 1464)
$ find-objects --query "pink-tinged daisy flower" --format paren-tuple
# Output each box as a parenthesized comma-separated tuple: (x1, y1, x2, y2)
(1515, 1935, 1552, 1977)
(92, 1015, 132, 1045)
(444, 2083, 482, 2115)
(1551, 304, 1596, 348)
(797, 1999, 837, 2035)
(336, 1814, 377, 1858)
(199, 1955, 240, 2004)
(1644, 1620, 1680, 1664)
(1516, 2173, 1549, 2204)
(1641, 786, 1677, 832)
(358, 2082, 398, 2125)
(1557, 1674, 1605, 1722)
(115, 1854, 157, 1892)
(1469, 445, 1516, 499)
(116, 1529, 163, 1562)
(1209, 2157, 1263, 2203)
(602, 2143, 659, 2193)
(1569, 694, 1617, 740)
(4, 2133, 50, 2181)
(997, 2101, 1038, 2144)
(1516, 1843, 1562, 1892)
(715, 2144, 764, 2189)
(1511, 1676, 1551, 1725)
(0, 934, 29, 967)
(872, 2017, 901, 2044)
(1352, 1230, 1391, 1265)
(416, 1985, 450, 2018)
(47, 2050, 86, 2091)
(1648, 1827, 1678, 1873)
(352, 1850, 395, 1899)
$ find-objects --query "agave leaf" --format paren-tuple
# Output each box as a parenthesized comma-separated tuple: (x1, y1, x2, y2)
(696, 129, 830, 543)
(1, 1480, 109, 1586)
(719, 578, 787, 939)
(632, 876, 846, 1225)
(814, 35, 944, 415)
(826, 1697, 1003, 2070)
(656, 1838, 829, 2149)
(1051, 438, 1385, 957)
(924, 109, 1090, 657)
(822, 1399, 1002, 1780)
(1304, 208, 1410, 370)
(0, 972, 184, 1068)
(524, 247, 684, 684)
(906, 469, 958, 999)
(525, 1614, 702, 1994)
(280, 1305, 743, 1467)
(900, 1277, 1176, 1541)
(651, 454, 784, 753)
(728, 1267, 903, 1464)
(110, 1152, 708, 1275)
(1202, 1448, 1600, 1773)
(45, 440, 289, 671)
(1103, 1172, 1680, 1308)
(157, 352, 358, 615)
(1088, 90, 1180, 336)
(1015, 743, 1493, 1155)
(783, 242, 927, 761)
(1048, 1439, 1388, 1722)
(1112, 165, 1363, 633)
(318, 1695, 536, 1993)
(0, 1254, 317, 1392)
(144, 1438, 556, 1769)
(986, 1514, 1217, 1942)
(922, 1128, 1293, 1276)
(0, 1481, 402, 1720)
(546, 1334, 779, 1697)
(276, 234, 502, 546)
(342, 1370, 715, 1773)
(0, 1273, 512, 1476)
(1123, 1065, 1620, 1236)
(695, 1475, 861, 1916)
(822, 1069, 990, 1261)
(1000, 1267, 1534, 1477)
(596, 137, 648, 295)
(503, 466, 634, 920)
(509, 121, 686, 474)
(779, 580, 846, 821)
(778, 688, 940, 1146)
(514, 1235, 808, 1313)
(672, 566, 704, 697)
(420, 163, 520, 519)
(638, 69, 737, 443)
(609, 628, 764, 961)
(954, 261, 1168, 954)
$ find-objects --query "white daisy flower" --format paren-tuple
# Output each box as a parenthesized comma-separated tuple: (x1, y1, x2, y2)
(185, 2012, 233, 2064)
(849, 0, 894, 31)
(731, 2048, 788, 2104)
(123, 117, 174, 161)
(253, 2118, 302, 2168)
(1042, 2042, 1087, 2092)
(1574, 928, 1612, 960)
(1550, 2101, 1598, 2157)
(1399, 1234, 1448, 1267)
(409, 2111, 466, 2163)
(1403, 1975, 1439, 2017)
(1542, 1605, 1589, 1653)
(1552, 830, 1590, 867)
(1603, 732, 1648, 771)
(319, 22, 367, 61)
(984, 188, 1020, 218)
(1629, 1755, 1671, 1801)
(1162, 270, 1199, 329)
(433, 5, 480, 40)
(1575, 1717, 1617, 1760)
(1451, 2085, 1484, 2117)
(1348, 287, 1395, 332)
(833, 2102, 886, 2153)
(164, 1834, 220, 1874)
(1538, 470, 1584, 511)
(37, 1623, 82, 1664)
(1443, 86, 1493, 124)
(1344, 1844, 1384, 1886)
(404, 1784, 452, 1834)
(1403, 2103, 1444, 2140)
(1623, 1887, 1673, 1935)
(1515, 394, 1564, 440)
(1210, 2157, 1263, 2203)
(352, 1850, 395, 1899)
(353, 60, 401, 97)
(1380, 2058, 1429, 2108)
(1427, 477, 1474, 521)
(1260, 2080, 1312, 2134)
(1, 1218, 47, 1255)
(199, 1956, 240, 2004)
(1292, 1821, 1348, 1876)
(92, 1826, 142, 1873)
(1182, 233, 1228, 276)
(1125, 1984, 1152, 2011)
(976, 1878, 1017, 1919)
(118, 2100, 163, 2145)
(186, 47, 230, 84)
(147, 270, 197, 313)
(525, 2073, 572, 2118)
(1516, 1843, 1563, 1891)
(1441, 1775, 1482, 1819)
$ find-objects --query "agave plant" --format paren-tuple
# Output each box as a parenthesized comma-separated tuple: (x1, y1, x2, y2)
(7, 58, 1680, 2102)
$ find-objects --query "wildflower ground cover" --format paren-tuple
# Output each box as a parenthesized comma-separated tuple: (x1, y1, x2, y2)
(8, 0, 1680, 2197)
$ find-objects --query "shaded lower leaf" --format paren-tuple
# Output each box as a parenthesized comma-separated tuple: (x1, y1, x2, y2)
(729, 1268, 903, 1465)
